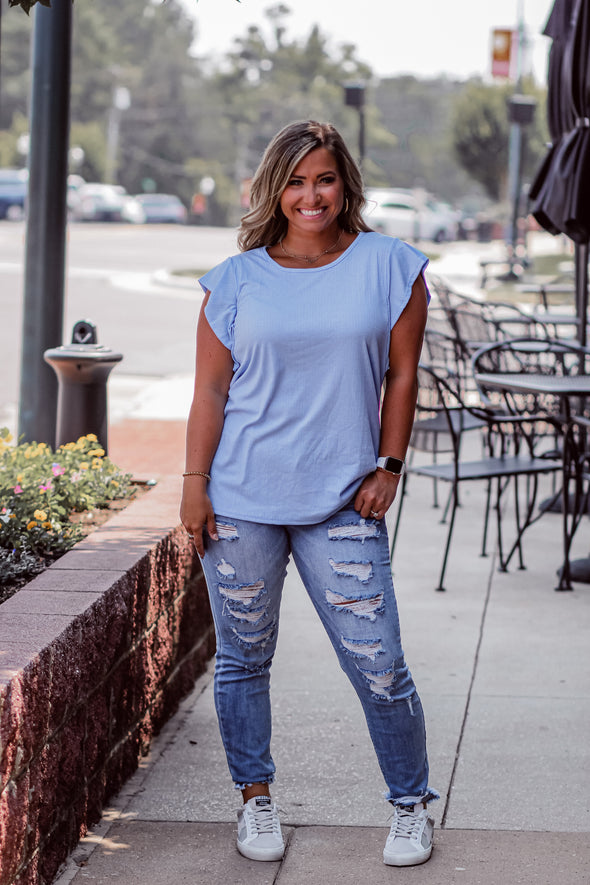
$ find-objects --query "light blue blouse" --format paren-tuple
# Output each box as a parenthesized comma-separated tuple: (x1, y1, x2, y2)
(199, 231, 428, 524)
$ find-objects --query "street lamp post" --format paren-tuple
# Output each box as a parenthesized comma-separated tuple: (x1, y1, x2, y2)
(104, 85, 131, 184)
(344, 83, 366, 167)
(18, 0, 72, 445)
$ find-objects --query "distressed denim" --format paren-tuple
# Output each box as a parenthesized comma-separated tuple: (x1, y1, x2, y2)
(199, 504, 438, 806)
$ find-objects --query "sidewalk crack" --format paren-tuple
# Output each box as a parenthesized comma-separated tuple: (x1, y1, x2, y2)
(440, 549, 495, 828)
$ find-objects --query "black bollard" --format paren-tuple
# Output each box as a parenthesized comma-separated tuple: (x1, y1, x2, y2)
(44, 321, 123, 453)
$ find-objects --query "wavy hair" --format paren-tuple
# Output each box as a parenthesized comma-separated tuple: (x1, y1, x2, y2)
(238, 120, 371, 252)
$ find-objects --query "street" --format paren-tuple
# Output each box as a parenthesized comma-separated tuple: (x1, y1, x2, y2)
(0, 221, 238, 434)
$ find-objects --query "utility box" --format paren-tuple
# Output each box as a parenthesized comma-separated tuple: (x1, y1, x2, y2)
(44, 320, 123, 452)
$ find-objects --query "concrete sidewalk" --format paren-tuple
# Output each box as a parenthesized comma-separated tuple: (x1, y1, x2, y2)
(52, 417, 590, 884)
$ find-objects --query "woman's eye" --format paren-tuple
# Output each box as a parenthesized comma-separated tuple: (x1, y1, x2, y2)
(320, 176, 336, 184)
(288, 179, 303, 186)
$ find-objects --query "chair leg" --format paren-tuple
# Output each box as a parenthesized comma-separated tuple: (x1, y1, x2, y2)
(480, 479, 492, 557)
(513, 475, 526, 570)
(436, 482, 459, 592)
(495, 476, 511, 572)
(440, 483, 454, 524)
(390, 472, 409, 563)
(558, 440, 587, 591)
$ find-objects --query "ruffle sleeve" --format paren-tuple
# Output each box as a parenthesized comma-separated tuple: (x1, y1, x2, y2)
(199, 257, 238, 352)
(388, 240, 430, 329)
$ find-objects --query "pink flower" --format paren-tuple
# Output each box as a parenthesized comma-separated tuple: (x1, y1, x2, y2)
(52, 463, 65, 477)
(39, 482, 52, 492)
(13, 484, 23, 495)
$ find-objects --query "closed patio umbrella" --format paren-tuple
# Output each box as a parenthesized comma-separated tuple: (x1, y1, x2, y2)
(530, 0, 590, 346)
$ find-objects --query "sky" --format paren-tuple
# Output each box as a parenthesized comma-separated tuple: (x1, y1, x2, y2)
(180, 0, 554, 84)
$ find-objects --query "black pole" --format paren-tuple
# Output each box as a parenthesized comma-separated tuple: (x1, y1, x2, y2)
(576, 242, 589, 350)
(358, 106, 365, 169)
(18, 0, 72, 444)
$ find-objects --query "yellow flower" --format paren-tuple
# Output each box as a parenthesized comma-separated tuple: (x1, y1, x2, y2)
(85, 433, 98, 442)
(91, 459, 102, 470)
(34, 509, 48, 521)
(80, 462, 89, 470)
(3, 432, 12, 443)
(42, 521, 52, 530)
(27, 520, 37, 530)
(87, 448, 105, 458)
(16, 473, 24, 482)
(111, 480, 119, 488)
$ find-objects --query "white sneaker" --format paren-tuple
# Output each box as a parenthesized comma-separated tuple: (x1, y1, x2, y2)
(383, 802, 434, 866)
(236, 796, 284, 862)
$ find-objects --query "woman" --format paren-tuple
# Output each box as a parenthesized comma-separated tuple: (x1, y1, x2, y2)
(180, 120, 438, 867)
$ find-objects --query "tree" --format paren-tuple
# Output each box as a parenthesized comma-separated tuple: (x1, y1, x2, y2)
(0, 3, 33, 132)
(373, 75, 478, 202)
(8, 0, 50, 12)
(451, 79, 547, 202)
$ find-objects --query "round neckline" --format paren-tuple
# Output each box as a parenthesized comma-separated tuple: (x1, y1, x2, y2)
(262, 231, 364, 271)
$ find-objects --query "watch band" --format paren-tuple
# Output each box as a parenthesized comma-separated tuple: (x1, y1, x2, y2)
(376, 456, 405, 475)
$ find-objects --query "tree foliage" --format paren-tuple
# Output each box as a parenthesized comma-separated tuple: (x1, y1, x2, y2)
(8, 0, 50, 13)
(451, 79, 548, 202)
(3, 0, 548, 221)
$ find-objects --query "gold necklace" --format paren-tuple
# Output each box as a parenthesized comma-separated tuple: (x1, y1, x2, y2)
(279, 230, 343, 264)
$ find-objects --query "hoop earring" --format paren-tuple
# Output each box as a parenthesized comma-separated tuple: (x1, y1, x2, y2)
(343, 196, 349, 214)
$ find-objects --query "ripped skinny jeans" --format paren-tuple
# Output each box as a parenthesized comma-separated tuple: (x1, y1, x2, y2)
(199, 503, 438, 806)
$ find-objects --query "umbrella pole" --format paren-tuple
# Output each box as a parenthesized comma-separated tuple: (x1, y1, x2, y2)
(565, 242, 590, 585)
(576, 242, 589, 350)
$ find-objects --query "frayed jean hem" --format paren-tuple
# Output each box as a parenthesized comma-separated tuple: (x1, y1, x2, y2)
(385, 789, 440, 806)
(233, 777, 275, 791)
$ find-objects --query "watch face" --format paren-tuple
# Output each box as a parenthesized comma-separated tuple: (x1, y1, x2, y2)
(379, 457, 404, 474)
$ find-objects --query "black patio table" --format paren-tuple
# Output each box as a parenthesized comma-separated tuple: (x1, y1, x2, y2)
(474, 372, 590, 410)
(474, 371, 590, 589)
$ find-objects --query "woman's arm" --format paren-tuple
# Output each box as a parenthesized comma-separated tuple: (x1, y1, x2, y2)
(180, 292, 234, 556)
(354, 274, 428, 519)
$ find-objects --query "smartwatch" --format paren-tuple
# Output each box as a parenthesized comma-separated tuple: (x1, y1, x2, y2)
(376, 456, 405, 476)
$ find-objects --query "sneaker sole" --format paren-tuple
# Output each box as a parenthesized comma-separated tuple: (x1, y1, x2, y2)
(383, 844, 432, 866)
(237, 840, 285, 862)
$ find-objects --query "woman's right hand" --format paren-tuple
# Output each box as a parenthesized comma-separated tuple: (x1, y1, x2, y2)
(180, 479, 218, 557)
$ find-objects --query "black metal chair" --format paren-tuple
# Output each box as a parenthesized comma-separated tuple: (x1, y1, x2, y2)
(390, 363, 563, 592)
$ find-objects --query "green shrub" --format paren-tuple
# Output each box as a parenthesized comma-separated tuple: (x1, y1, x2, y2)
(0, 427, 135, 592)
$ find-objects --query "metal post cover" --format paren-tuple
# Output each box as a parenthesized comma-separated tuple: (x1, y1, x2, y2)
(43, 321, 123, 453)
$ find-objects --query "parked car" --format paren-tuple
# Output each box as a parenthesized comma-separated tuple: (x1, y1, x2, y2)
(0, 168, 28, 220)
(362, 188, 458, 242)
(134, 193, 187, 223)
(71, 183, 145, 223)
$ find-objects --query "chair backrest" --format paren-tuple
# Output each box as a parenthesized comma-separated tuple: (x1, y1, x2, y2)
(414, 362, 484, 457)
(422, 328, 463, 384)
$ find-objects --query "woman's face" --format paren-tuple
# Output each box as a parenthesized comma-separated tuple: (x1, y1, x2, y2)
(279, 147, 345, 238)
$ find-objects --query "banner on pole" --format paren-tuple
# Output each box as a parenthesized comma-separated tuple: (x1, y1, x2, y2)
(491, 28, 514, 79)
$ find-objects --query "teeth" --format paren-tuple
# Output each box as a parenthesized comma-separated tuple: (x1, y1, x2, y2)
(299, 209, 324, 216)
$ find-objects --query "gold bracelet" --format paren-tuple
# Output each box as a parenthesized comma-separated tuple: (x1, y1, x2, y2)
(183, 470, 211, 481)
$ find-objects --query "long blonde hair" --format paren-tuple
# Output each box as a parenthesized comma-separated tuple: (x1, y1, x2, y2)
(238, 120, 371, 252)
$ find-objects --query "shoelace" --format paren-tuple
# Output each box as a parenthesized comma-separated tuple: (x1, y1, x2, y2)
(389, 808, 423, 839)
(249, 804, 278, 835)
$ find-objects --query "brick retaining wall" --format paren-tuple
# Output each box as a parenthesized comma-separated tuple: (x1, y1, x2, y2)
(0, 476, 215, 885)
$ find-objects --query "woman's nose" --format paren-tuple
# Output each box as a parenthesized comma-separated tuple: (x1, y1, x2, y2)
(302, 183, 320, 204)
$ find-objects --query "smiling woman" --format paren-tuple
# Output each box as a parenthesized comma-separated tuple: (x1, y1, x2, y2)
(179, 119, 438, 867)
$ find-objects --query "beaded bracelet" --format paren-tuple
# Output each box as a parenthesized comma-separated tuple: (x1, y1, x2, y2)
(183, 470, 211, 481)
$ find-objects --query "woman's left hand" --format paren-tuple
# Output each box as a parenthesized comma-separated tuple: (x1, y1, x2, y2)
(354, 470, 401, 520)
